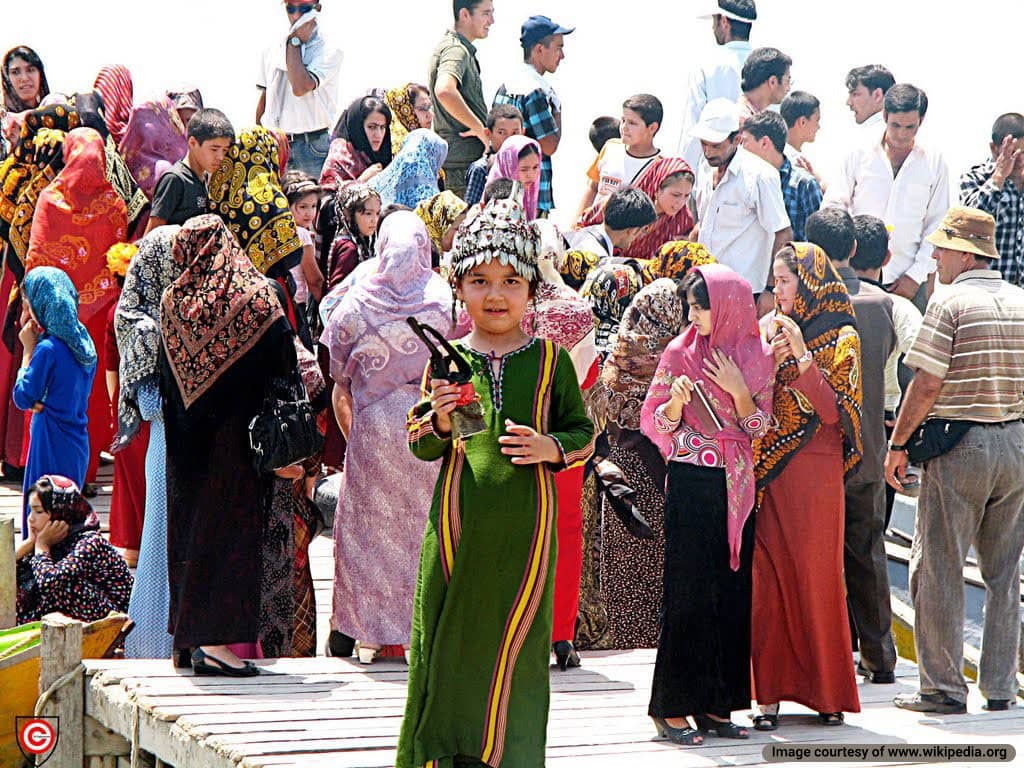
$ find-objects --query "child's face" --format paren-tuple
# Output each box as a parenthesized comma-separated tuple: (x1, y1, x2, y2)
(290, 193, 318, 230)
(656, 178, 693, 218)
(189, 136, 233, 175)
(354, 197, 381, 237)
(620, 108, 658, 150)
(517, 152, 541, 186)
(488, 118, 522, 152)
(27, 493, 50, 536)
(456, 259, 531, 336)
(363, 110, 389, 153)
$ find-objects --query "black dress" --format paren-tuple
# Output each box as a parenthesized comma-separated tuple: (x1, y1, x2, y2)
(648, 462, 755, 719)
(164, 317, 295, 649)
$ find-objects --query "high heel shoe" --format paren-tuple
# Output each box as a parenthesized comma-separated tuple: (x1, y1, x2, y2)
(694, 713, 749, 739)
(651, 717, 703, 746)
(552, 640, 581, 671)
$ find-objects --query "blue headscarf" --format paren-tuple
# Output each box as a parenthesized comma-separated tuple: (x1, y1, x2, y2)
(22, 267, 98, 369)
(369, 128, 448, 208)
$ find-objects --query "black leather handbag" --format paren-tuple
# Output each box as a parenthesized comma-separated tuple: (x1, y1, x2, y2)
(249, 369, 325, 474)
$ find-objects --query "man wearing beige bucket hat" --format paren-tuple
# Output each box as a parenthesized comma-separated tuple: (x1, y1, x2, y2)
(885, 205, 1024, 715)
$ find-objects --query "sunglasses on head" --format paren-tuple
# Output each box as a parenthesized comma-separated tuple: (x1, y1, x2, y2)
(286, 3, 317, 13)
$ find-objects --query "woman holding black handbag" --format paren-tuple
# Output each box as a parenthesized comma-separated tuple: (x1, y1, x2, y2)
(161, 215, 298, 677)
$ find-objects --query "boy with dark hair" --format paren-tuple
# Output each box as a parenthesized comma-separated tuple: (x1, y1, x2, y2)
(575, 94, 662, 222)
(569, 186, 656, 258)
(146, 108, 235, 234)
(780, 90, 820, 162)
(740, 110, 821, 241)
(428, 0, 494, 196)
(493, 14, 574, 216)
(738, 46, 791, 121)
(960, 112, 1024, 286)
(464, 104, 524, 205)
(588, 116, 620, 153)
(845, 64, 895, 128)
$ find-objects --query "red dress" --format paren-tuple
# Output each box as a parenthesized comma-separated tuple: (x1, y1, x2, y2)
(104, 300, 149, 550)
(0, 268, 26, 471)
(751, 364, 860, 713)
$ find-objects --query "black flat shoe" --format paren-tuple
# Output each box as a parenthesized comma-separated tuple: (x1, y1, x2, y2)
(751, 713, 779, 731)
(326, 630, 355, 658)
(984, 699, 1012, 712)
(694, 714, 749, 739)
(191, 648, 260, 677)
(856, 662, 896, 684)
(174, 648, 192, 669)
(651, 717, 703, 746)
(552, 640, 580, 671)
(817, 712, 844, 726)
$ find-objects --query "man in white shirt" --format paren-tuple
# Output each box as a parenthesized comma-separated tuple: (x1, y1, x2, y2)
(845, 65, 895, 133)
(256, 1, 342, 179)
(825, 84, 949, 309)
(692, 98, 792, 315)
(678, 0, 757, 172)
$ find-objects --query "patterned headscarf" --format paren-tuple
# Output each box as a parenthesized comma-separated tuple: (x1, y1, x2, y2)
(2, 46, 50, 112)
(641, 240, 716, 283)
(755, 243, 863, 490)
(558, 249, 602, 291)
(588, 278, 685, 432)
(415, 191, 468, 252)
(384, 83, 421, 156)
(93, 65, 134, 145)
(581, 260, 645, 352)
(26, 127, 127, 322)
(330, 182, 379, 264)
(117, 96, 187, 199)
(208, 126, 302, 275)
(34, 474, 94, 526)
(370, 129, 447, 208)
(160, 215, 285, 409)
(22, 266, 97, 369)
(451, 189, 540, 283)
(486, 135, 542, 221)
(112, 226, 181, 448)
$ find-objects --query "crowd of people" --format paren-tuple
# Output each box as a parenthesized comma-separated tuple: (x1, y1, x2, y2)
(3, 0, 1024, 764)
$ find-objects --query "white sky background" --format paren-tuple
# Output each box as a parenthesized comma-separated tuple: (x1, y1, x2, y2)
(6, 0, 1018, 228)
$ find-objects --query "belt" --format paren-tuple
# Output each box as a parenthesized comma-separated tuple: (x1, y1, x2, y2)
(285, 127, 328, 142)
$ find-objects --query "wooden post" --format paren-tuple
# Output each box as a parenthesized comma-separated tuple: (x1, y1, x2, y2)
(39, 613, 84, 767)
(0, 516, 15, 629)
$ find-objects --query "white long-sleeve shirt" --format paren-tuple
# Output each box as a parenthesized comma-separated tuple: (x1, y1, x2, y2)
(825, 138, 949, 285)
(678, 41, 752, 171)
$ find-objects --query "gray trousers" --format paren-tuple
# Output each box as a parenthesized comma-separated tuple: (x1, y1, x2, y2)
(845, 479, 897, 672)
(910, 422, 1024, 701)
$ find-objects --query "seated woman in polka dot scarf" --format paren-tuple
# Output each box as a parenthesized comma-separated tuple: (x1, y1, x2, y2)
(15, 474, 133, 625)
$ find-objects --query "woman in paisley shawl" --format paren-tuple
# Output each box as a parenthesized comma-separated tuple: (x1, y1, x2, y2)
(384, 83, 433, 156)
(414, 190, 467, 254)
(751, 242, 863, 729)
(321, 95, 393, 193)
(370, 128, 447, 209)
(581, 259, 644, 354)
(325, 211, 462, 663)
(92, 65, 134, 146)
(113, 225, 181, 659)
(27, 126, 128, 487)
(161, 215, 296, 676)
(118, 95, 187, 200)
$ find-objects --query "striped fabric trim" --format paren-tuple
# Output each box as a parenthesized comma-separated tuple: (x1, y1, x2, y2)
(407, 413, 437, 445)
(438, 444, 465, 583)
(480, 341, 557, 766)
(562, 435, 596, 469)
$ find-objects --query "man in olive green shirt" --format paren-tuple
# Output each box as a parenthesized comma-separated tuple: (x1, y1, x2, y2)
(429, 0, 494, 196)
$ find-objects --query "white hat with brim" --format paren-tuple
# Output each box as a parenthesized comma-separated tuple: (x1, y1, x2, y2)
(696, 1, 756, 23)
(691, 98, 741, 144)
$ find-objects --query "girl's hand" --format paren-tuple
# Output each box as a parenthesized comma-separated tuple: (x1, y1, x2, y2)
(429, 378, 459, 436)
(703, 349, 749, 400)
(669, 375, 695, 406)
(35, 520, 69, 551)
(773, 315, 808, 360)
(274, 464, 304, 480)
(18, 316, 39, 352)
(499, 419, 561, 465)
(358, 163, 383, 183)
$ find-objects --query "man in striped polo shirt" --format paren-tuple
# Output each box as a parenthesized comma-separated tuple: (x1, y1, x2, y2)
(885, 206, 1024, 715)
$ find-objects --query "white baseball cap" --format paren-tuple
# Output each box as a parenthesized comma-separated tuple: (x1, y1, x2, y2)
(697, 0, 757, 23)
(691, 99, 742, 143)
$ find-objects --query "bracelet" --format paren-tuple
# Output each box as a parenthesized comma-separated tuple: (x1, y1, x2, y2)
(888, 442, 908, 452)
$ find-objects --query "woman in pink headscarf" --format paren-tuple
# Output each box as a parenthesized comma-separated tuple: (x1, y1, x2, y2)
(640, 264, 774, 745)
(485, 134, 541, 220)
(323, 210, 464, 663)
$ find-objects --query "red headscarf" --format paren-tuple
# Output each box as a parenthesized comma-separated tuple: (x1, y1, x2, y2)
(93, 65, 134, 145)
(641, 264, 774, 570)
(25, 127, 128, 321)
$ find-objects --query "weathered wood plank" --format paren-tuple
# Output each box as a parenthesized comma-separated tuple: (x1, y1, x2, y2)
(39, 613, 85, 767)
(0, 515, 15, 629)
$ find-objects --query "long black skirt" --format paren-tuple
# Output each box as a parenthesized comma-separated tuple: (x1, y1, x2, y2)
(648, 462, 755, 718)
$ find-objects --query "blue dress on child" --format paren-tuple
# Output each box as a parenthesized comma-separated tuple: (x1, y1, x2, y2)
(13, 334, 94, 535)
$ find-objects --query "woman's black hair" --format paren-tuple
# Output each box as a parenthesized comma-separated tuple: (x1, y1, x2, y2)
(660, 169, 695, 189)
(333, 95, 393, 167)
(2, 46, 49, 112)
(378, 202, 412, 229)
(517, 143, 540, 160)
(26, 476, 54, 512)
(678, 270, 710, 310)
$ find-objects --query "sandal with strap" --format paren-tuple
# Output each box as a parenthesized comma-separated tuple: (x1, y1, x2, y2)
(751, 713, 779, 731)
(651, 717, 703, 746)
(818, 712, 844, 726)
(694, 714, 749, 739)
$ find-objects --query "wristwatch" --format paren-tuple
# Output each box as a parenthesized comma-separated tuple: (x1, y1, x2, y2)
(888, 442, 908, 452)
(289, 36, 302, 47)
(797, 349, 813, 364)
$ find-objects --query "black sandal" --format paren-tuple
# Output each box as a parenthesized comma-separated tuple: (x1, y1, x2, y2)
(818, 712, 844, 726)
(651, 717, 703, 746)
(191, 648, 260, 677)
(694, 714, 749, 739)
(752, 713, 779, 731)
